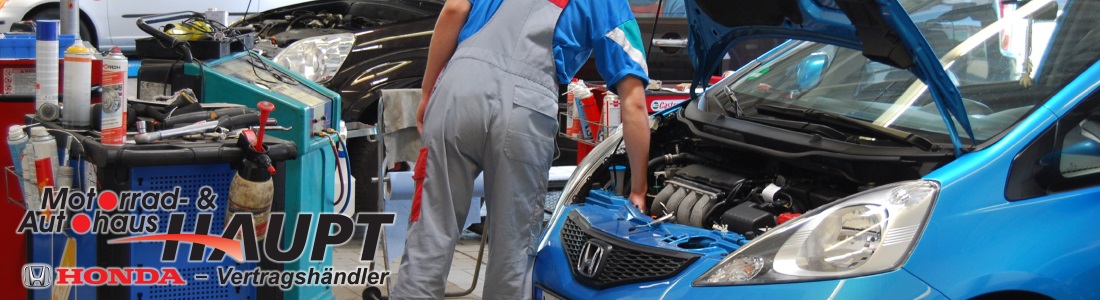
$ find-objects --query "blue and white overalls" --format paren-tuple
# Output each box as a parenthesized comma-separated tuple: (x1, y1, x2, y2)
(393, 0, 648, 298)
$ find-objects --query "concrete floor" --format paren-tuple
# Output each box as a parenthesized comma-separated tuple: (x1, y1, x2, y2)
(332, 231, 488, 300)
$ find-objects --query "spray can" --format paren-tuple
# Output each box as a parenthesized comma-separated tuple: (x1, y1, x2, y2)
(565, 81, 579, 138)
(29, 127, 57, 194)
(21, 145, 38, 209)
(7, 126, 27, 179)
(63, 39, 93, 128)
(36, 21, 60, 121)
(102, 46, 128, 146)
(601, 92, 621, 140)
(575, 82, 601, 143)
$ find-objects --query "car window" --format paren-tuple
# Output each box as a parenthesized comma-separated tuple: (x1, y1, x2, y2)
(706, 0, 1078, 145)
(1006, 93, 1100, 200)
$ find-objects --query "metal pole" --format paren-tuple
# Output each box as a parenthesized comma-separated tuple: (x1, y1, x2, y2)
(60, 0, 79, 36)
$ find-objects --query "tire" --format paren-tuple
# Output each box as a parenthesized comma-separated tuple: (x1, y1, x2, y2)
(349, 136, 382, 213)
(362, 286, 384, 300)
(29, 8, 96, 47)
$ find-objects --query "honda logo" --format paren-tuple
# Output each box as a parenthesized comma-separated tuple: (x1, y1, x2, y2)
(22, 263, 53, 289)
(576, 239, 611, 278)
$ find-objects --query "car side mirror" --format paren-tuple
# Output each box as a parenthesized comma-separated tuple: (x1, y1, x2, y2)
(796, 52, 829, 92)
(1035, 116, 1100, 189)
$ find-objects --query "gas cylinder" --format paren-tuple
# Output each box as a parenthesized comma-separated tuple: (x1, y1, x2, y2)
(62, 39, 93, 128)
(102, 46, 128, 146)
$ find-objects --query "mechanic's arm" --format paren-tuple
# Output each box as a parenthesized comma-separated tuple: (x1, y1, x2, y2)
(417, 0, 471, 133)
(616, 76, 650, 211)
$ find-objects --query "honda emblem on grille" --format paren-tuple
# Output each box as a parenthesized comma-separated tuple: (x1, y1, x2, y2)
(22, 263, 53, 289)
(576, 239, 612, 278)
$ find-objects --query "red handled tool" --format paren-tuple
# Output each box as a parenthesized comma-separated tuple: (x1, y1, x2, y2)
(255, 101, 275, 153)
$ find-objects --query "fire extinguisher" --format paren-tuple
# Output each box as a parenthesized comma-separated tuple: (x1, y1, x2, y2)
(226, 101, 276, 241)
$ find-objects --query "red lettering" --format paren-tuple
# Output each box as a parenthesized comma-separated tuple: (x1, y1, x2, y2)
(56, 268, 83, 284)
(134, 268, 159, 284)
(158, 268, 186, 285)
(84, 268, 108, 285)
(107, 268, 131, 285)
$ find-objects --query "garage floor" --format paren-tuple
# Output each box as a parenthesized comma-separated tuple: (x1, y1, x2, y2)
(333, 232, 488, 299)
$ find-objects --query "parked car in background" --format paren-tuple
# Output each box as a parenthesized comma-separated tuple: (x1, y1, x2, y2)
(0, 0, 306, 50)
(532, 0, 1100, 299)
(233, 0, 784, 214)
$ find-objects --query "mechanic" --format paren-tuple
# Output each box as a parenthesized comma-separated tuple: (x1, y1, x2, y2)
(390, 0, 652, 298)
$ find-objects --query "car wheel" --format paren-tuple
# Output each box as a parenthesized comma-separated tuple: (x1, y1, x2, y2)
(29, 8, 97, 47)
(349, 136, 382, 214)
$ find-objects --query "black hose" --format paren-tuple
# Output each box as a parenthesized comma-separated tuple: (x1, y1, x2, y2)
(647, 152, 707, 170)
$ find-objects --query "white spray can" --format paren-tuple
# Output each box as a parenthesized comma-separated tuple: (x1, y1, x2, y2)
(29, 127, 57, 212)
(102, 46, 128, 146)
(7, 126, 28, 200)
(21, 145, 38, 209)
(35, 21, 60, 121)
(601, 92, 621, 140)
(63, 39, 93, 128)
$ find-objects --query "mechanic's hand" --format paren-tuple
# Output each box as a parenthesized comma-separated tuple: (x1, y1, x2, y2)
(628, 191, 647, 212)
(416, 94, 429, 135)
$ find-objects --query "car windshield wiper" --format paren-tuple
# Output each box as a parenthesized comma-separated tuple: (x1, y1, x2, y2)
(755, 104, 939, 152)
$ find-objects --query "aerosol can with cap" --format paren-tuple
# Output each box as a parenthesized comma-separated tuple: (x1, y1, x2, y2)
(63, 39, 93, 128)
(102, 46, 128, 146)
(29, 127, 58, 212)
(35, 21, 60, 121)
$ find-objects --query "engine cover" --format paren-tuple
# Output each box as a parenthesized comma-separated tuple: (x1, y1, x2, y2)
(650, 164, 746, 228)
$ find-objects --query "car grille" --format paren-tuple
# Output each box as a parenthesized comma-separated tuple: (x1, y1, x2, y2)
(560, 212, 700, 288)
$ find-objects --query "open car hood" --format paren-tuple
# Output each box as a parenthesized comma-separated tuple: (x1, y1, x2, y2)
(686, 0, 976, 155)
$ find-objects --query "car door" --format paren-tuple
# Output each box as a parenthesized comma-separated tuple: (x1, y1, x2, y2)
(631, 0, 692, 81)
(632, 0, 786, 81)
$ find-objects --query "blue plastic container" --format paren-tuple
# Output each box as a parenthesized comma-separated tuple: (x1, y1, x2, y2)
(0, 34, 79, 59)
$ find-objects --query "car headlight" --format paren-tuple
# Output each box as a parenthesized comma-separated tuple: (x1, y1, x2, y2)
(272, 33, 354, 83)
(695, 180, 938, 286)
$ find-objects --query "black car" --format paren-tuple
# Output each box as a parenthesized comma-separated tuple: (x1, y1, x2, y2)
(233, 0, 781, 213)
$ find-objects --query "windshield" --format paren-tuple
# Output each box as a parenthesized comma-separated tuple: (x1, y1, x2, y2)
(705, 0, 1076, 144)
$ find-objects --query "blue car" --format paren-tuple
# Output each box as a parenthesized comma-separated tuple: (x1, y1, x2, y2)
(533, 0, 1100, 299)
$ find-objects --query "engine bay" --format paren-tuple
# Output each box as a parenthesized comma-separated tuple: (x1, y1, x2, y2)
(573, 110, 944, 239)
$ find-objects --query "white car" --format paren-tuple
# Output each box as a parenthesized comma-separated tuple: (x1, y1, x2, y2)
(0, 0, 307, 51)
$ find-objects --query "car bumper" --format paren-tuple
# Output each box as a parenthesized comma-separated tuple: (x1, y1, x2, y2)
(533, 204, 946, 300)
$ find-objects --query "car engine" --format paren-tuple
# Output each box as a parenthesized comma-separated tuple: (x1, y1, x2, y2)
(646, 159, 852, 238)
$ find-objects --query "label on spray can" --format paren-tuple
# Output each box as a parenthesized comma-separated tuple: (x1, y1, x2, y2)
(102, 47, 128, 146)
(62, 40, 93, 128)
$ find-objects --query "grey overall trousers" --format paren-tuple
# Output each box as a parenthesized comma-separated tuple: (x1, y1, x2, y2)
(391, 0, 564, 299)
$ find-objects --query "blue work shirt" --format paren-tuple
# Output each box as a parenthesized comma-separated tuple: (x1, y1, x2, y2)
(457, 0, 650, 93)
